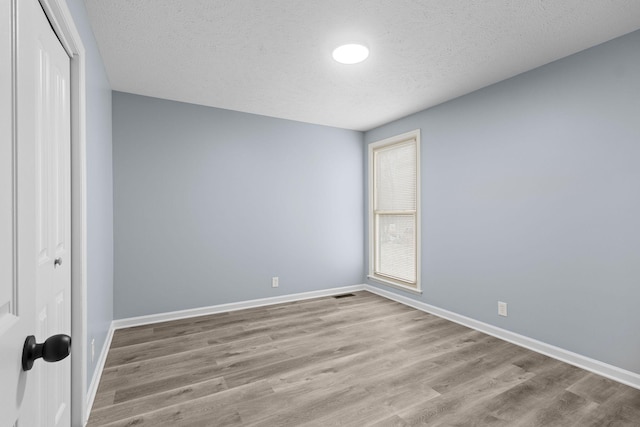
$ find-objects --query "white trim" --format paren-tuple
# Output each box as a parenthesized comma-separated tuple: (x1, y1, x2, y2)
(368, 129, 421, 291)
(37, 1, 88, 425)
(113, 285, 367, 330)
(84, 323, 115, 426)
(367, 275, 422, 295)
(37, 0, 74, 56)
(364, 284, 640, 391)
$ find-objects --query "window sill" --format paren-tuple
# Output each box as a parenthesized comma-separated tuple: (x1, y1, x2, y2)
(367, 275, 422, 295)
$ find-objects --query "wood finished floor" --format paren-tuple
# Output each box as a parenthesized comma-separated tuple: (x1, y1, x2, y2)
(88, 291, 640, 426)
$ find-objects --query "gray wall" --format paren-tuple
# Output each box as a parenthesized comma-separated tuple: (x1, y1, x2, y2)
(365, 29, 640, 374)
(65, 0, 114, 390)
(112, 92, 364, 318)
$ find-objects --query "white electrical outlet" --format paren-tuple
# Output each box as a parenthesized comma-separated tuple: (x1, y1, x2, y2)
(498, 301, 508, 317)
(272, 277, 279, 288)
(91, 338, 95, 363)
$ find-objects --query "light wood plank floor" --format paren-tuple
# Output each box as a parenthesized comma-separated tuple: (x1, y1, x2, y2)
(88, 291, 640, 426)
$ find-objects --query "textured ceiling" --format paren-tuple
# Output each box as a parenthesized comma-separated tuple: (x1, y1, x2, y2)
(83, 0, 640, 131)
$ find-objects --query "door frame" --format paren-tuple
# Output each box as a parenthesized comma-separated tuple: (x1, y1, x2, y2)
(22, 1, 88, 424)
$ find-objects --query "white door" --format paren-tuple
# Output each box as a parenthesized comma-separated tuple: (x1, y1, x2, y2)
(0, 0, 72, 425)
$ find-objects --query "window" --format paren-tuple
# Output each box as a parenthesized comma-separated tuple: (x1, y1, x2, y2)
(368, 130, 420, 292)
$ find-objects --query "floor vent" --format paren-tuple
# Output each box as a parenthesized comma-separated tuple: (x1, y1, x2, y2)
(333, 293, 356, 299)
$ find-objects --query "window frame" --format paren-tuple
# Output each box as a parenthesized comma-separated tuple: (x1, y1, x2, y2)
(368, 129, 421, 294)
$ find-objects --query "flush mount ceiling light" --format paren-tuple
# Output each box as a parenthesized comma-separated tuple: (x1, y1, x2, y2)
(332, 44, 369, 64)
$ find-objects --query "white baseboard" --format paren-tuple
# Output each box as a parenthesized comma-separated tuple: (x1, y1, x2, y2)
(364, 284, 640, 390)
(112, 284, 366, 330)
(84, 285, 364, 423)
(84, 323, 115, 426)
(83, 282, 639, 423)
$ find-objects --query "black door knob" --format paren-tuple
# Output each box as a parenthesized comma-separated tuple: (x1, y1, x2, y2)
(22, 334, 71, 371)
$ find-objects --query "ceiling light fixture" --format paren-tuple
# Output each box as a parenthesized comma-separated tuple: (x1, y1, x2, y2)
(332, 44, 369, 64)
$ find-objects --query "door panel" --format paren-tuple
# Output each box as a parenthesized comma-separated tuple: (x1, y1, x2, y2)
(0, 0, 71, 425)
(32, 1, 72, 424)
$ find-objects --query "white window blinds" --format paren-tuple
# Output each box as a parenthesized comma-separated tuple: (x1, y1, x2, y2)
(375, 141, 417, 211)
(370, 131, 420, 289)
